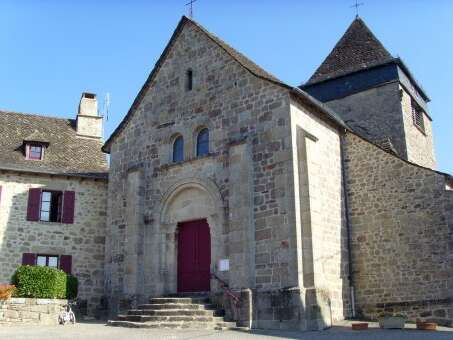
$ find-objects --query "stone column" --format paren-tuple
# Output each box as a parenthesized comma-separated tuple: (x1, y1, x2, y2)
(124, 169, 144, 306)
(296, 127, 316, 289)
(227, 142, 255, 289)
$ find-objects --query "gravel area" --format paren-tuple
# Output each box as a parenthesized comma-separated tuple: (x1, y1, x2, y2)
(0, 321, 452, 339)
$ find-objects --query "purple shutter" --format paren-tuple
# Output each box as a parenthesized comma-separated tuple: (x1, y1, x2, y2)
(62, 191, 75, 224)
(22, 253, 36, 266)
(26, 188, 41, 221)
(59, 255, 72, 274)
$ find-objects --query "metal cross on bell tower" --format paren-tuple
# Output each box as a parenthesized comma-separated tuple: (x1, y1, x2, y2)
(185, 0, 198, 18)
(350, 0, 364, 18)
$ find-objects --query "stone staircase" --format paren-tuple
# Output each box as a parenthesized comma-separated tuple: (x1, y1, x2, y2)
(108, 295, 238, 330)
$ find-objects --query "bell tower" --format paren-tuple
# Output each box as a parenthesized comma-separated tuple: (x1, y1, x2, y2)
(301, 17, 436, 169)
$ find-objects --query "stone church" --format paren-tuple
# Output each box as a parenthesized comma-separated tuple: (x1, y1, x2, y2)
(0, 16, 452, 330)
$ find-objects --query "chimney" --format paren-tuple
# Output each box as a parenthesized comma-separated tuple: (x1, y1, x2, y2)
(76, 92, 103, 139)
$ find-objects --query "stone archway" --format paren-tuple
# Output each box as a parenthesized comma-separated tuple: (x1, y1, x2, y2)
(146, 177, 226, 296)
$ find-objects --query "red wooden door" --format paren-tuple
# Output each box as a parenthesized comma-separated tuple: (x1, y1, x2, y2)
(177, 219, 211, 292)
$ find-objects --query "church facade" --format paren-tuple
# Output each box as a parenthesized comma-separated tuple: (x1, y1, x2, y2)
(1, 15, 452, 330)
(101, 16, 453, 329)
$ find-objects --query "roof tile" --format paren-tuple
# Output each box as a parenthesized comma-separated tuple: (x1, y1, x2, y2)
(307, 17, 393, 84)
(0, 110, 108, 178)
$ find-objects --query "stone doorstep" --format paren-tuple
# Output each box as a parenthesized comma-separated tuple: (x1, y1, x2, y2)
(127, 309, 217, 316)
(118, 314, 225, 323)
(149, 297, 209, 304)
(137, 303, 216, 310)
(108, 320, 240, 330)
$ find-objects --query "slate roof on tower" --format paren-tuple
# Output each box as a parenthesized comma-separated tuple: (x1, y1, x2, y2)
(307, 17, 394, 84)
(0, 110, 108, 178)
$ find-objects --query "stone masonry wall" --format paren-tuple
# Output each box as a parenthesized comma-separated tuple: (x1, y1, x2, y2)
(400, 85, 436, 169)
(343, 132, 453, 326)
(104, 19, 340, 330)
(0, 171, 107, 315)
(0, 298, 66, 325)
(325, 82, 408, 159)
(289, 99, 349, 322)
(106, 19, 292, 306)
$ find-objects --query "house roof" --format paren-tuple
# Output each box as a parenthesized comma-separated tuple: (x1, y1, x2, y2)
(0, 110, 108, 179)
(102, 16, 347, 153)
(23, 130, 50, 144)
(306, 17, 394, 85)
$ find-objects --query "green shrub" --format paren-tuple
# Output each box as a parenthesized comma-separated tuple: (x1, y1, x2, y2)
(66, 275, 78, 299)
(12, 266, 78, 299)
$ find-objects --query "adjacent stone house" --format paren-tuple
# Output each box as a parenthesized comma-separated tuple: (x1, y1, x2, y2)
(1, 15, 452, 330)
(0, 93, 108, 314)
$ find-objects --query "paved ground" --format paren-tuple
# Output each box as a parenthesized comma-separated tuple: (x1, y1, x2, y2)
(0, 321, 452, 340)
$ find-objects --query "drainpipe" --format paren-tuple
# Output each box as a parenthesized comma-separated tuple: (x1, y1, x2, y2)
(340, 130, 356, 318)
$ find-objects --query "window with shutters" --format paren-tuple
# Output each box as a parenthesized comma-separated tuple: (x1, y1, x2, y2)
(36, 254, 59, 268)
(27, 189, 75, 224)
(40, 191, 63, 222)
(411, 99, 425, 133)
(22, 253, 72, 274)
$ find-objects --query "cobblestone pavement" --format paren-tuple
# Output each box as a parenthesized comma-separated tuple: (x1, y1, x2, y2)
(0, 321, 452, 340)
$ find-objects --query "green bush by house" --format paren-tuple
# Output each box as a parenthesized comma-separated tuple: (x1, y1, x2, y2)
(12, 266, 78, 299)
(66, 275, 78, 299)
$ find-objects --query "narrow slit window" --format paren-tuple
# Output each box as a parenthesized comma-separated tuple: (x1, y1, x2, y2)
(186, 69, 193, 91)
(173, 136, 184, 162)
(196, 128, 209, 157)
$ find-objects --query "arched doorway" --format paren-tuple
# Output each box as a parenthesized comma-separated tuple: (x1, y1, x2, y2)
(154, 177, 225, 296)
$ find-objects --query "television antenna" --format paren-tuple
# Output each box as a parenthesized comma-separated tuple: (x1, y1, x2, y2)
(102, 92, 111, 121)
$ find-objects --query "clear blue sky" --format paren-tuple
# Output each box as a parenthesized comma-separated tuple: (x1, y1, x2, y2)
(1, 0, 452, 173)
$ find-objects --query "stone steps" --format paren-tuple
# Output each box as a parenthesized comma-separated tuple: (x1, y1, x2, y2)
(117, 314, 225, 323)
(127, 309, 218, 316)
(108, 320, 239, 330)
(137, 303, 216, 310)
(149, 297, 209, 304)
(108, 294, 237, 330)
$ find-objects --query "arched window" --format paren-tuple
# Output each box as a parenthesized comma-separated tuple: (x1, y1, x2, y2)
(186, 69, 193, 91)
(196, 128, 209, 157)
(173, 136, 184, 162)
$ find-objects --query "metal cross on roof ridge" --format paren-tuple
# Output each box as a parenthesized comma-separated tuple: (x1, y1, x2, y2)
(185, 0, 198, 19)
(351, 0, 364, 18)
